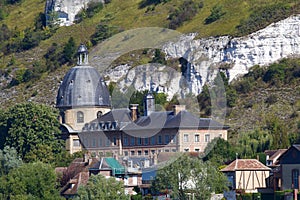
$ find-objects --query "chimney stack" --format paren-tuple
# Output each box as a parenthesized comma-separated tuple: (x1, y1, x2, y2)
(173, 105, 186, 115)
(130, 104, 139, 121)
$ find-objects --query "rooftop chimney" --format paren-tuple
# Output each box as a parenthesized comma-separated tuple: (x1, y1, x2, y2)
(173, 105, 186, 115)
(130, 104, 139, 121)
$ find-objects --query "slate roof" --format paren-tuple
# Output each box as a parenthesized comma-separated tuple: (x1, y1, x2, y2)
(122, 111, 174, 131)
(293, 144, 300, 151)
(267, 149, 287, 166)
(277, 144, 300, 164)
(81, 109, 133, 132)
(56, 65, 111, 108)
(122, 110, 227, 131)
(221, 159, 271, 172)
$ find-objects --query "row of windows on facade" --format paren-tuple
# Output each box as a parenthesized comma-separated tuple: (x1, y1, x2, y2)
(88, 147, 202, 158)
(76, 135, 176, 148)
(73, 133, 216, 148)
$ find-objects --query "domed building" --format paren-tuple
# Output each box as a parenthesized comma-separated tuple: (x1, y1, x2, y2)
(57, 44, 229, 156)
(57, 44, 111, 154)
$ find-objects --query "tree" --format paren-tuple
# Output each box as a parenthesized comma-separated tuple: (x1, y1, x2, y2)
(151, 153, 228, 199)
(62, 37, 76, 64)
(76, 174, 128, 200)
(0, 102, 64, 162)
(203, 138, 236, 165)
(205, 5, 226, 24)
(0, 162, 63, 200)
(0, 146, 22, 176)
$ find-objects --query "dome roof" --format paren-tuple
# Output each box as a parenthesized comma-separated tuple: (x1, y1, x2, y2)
(56, 65, 111, 108)
(77, 44, 88, 54)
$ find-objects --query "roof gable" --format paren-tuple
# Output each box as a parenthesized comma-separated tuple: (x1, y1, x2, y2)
(221, 159, 270, 172)
(280, 144, 300, 164)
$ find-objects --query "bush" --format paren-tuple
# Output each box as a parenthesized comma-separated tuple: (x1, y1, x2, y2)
(91, 20, 122, 45)
(75, 1, 104, 23)
(139, 0, 170, 9)
(168, 0, 201, 29)
(205, 5, 226, 24)
(263, 63, 285, 85)
(236, 3, 292, 35)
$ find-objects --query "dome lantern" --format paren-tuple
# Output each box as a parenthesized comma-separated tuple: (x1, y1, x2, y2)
(77, 44, 89, 66)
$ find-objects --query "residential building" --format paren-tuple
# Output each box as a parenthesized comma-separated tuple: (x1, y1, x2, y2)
(221, 159, 271, 193)
(278, 144, 300, 190)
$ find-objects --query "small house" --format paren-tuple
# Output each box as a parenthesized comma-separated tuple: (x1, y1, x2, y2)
(221, 159, 271, 193)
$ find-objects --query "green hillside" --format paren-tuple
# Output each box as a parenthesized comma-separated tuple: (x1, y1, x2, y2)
(0, 0, 299, 158)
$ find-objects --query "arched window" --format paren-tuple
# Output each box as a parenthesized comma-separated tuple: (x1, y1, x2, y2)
(77, 111, 84, 123)
(97, 111, 102, 119)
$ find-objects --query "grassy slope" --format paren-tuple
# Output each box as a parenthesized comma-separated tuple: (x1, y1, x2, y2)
(0, 0, 299, 108)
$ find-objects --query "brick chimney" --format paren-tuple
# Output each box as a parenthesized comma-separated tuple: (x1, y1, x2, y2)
(173, 105, 186, 115)
(130, 104, 139, 121)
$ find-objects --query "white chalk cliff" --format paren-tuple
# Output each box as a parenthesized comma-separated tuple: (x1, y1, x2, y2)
(45, 0, 104, 26)
(103, 15, 300, 98)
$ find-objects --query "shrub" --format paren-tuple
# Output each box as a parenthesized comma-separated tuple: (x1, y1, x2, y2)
(90, 13, 122, 46)
(205, 5, 226, 24)
(139, 0, 170, 9)
(263, 63, 285, 85)
(265, 94, 277, 105)
(168, 0, 201, 29)
(75, 1, 104, 23)
(236, 3, 292, 35)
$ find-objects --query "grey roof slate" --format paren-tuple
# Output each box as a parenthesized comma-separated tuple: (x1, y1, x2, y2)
(56, 66, 111, 108)
(122, 110, 227, 131)
(293, 144, 300, 151)
(95, 109, 132, 123)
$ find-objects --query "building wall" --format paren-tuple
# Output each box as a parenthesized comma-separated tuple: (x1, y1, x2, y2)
(235, 170, 270, 193)
(67, 134, 82, 154)
(79, 128, 228, 156)
(281, 164, 300, 190)
(63, 107, 110, 131)
(178, 129, 227, 152)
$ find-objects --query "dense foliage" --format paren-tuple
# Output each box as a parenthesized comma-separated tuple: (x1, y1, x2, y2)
(205, 5, 226, 24)
(236, 2, 299, 36)
(0, 146, 22, 176)
(203, 138, 236, 165)
(151, 153, 228, 199)
(0, 102, 64, 162)
(0, 162, 63, 200)
(75, 1, 104, 23)
(76, 174, 128, 200)
(168, 0, 203, 29)
(139, 0, 171, 8)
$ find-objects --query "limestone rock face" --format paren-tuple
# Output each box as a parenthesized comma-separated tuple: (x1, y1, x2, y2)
(45, 0, 104, 26)
(103, 15, 300, 98)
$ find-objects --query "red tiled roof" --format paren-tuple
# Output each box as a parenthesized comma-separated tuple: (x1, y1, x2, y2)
(221, 159, 271, 172)
(60, 157, 100, 197)
(61, 172, 89, 196)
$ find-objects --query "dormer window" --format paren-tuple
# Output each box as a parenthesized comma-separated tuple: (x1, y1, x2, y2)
(97, 111, 102, 119)
(77, 111, 84, 123)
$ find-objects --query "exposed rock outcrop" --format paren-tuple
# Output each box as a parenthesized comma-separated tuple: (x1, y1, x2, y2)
(45, 0, 104, 26)
(102, 15, 300, 98)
